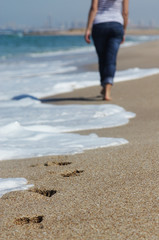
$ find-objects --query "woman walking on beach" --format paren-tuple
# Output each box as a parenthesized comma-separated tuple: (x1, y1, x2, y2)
(85, 0, 129, 100)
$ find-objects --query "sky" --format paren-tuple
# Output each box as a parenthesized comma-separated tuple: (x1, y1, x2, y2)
(0, 0, 159, 29)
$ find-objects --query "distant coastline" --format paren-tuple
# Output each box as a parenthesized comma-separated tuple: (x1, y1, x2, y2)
(23, 28, 85, 36)
(1, 27, 159, 37)
(23, 28, 159, 36)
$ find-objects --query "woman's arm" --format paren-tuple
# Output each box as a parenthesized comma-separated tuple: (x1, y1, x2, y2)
(122, 0, 129, 32)
(121, 0, 129, 43)
(85, 0, 98, 43)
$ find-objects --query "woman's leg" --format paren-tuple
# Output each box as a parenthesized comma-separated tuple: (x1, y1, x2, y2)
(102, 23, 124, 100)
(92, 22, 124, 100)
(92, 23, 109, 86)
(103, 83, 112, 101)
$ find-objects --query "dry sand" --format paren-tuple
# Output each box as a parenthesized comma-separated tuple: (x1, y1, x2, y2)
(1, 39, 159, 240)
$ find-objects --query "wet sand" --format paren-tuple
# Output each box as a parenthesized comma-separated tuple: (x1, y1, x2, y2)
(1, 40, 159, 239)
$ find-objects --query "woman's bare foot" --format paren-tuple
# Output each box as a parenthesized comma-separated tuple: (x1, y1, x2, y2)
(103, 84, 112, 101)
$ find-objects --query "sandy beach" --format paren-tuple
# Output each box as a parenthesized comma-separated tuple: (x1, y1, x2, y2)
(1, 38, 159, 239)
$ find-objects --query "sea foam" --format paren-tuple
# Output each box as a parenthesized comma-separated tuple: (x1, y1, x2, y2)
(0, 178, 33, 197)
(0, 103, 135, 160)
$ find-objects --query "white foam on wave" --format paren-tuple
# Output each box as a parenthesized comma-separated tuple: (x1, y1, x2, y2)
(27, 68, 159, 97)
(1, 60, 159, 100)
(115, 68, 159, 83)
(0, 60, 77, 81)
(0, 125, 128, 160)
(49, 67, 159, 96)
(29, 46, 95, 58)
(0, 178, 33, 197)
(0, 103, 136, 132)
(0, 103, 135, 161)
(121, 42, 138, 48)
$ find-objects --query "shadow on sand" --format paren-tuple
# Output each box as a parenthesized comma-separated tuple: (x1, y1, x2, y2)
(40, 96, 102, 103)
(11, 94, 103, 103)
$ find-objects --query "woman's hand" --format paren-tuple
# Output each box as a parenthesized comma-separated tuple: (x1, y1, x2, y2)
(121, 35, 125, 44)
(85, 29, 91, 44)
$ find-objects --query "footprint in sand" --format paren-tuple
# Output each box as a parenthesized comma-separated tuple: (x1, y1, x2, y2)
(14, 215, 43, 225)
(29, 188, 57, 197)
(61, 170, 84, 177)
(30, 161, 72, 168)
(44, 161, 72, 167)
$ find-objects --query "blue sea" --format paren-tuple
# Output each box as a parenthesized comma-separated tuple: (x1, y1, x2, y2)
(1, 33, 159, 196)
(0, 35, 89, 60)
(1, 33, 159, 61)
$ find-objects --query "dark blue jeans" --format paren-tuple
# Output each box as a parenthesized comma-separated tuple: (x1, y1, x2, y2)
(92, 22, 124, 86)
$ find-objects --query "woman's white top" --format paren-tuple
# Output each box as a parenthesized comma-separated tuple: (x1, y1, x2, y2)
(94, 0, 124, 25)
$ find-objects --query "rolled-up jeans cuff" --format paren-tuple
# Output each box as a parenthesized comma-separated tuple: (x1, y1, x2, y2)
(101, 77, 113, 86)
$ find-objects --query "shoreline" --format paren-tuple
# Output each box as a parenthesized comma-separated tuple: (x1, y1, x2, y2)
(1, 40, 159, 239)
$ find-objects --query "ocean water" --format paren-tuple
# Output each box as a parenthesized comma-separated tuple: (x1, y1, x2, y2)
(0, 33, 159, 197)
